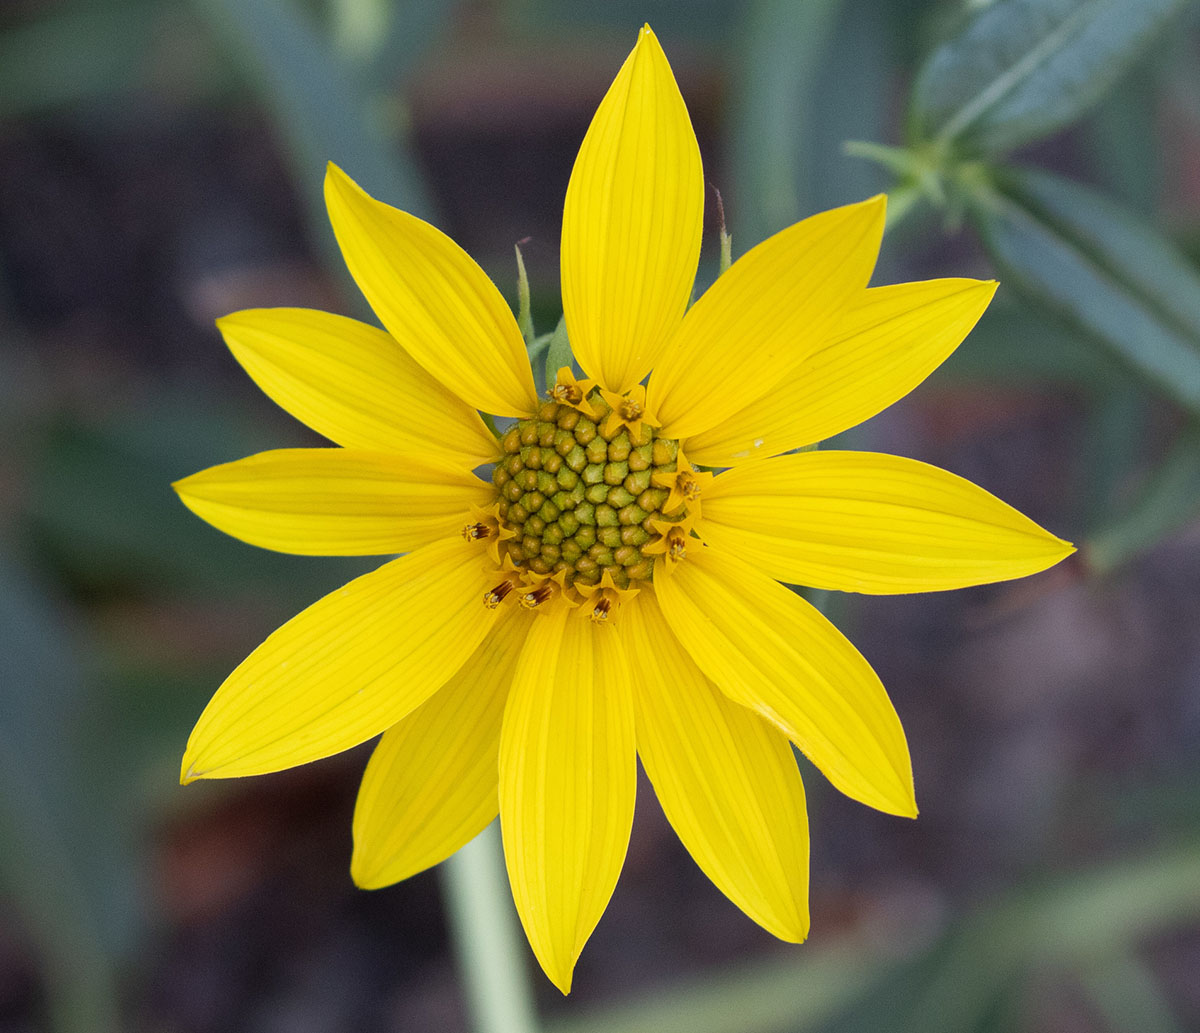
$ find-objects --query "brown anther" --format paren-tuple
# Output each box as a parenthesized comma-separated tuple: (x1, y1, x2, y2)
(462, 521, 492, 542)
(669, 535, 687, 561)
(679, 474, 701, 501)
(619, 399, 642, 421)
(483, 580, 515, 608)
(590, 597, 612, 624)
(521, 584, 554, 609)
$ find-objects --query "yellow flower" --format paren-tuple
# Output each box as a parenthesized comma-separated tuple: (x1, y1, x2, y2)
(174, 25, 1073, 993)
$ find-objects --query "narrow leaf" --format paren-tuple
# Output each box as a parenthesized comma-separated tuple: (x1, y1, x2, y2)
(190, 0, 434, 261)
(0, 553, 130, 1033)
(911, 0, 1186, 155)
(544, 315, 574, 390)
(967, 186, 1200, 416)
(1000, 167, 1200, 344)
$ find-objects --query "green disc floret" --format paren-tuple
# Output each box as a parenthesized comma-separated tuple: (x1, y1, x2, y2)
(494, 394, 686, 589)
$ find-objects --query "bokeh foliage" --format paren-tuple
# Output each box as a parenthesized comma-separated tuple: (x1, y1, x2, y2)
(1, 1, 1199, 1030)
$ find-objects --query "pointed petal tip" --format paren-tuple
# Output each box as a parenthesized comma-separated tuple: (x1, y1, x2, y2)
(349, 855, 386, 891)
(179, 757, 200, 785)
(213, 308, 263, 334)
(852, 771, 916, 818)
(775, 918, 811, 944)
(1035, 533, 1077, 568)
(883, 771, 918, 818)
(323, 162, 360, 209)
(892, 789, 919, 820)
(548, 965, 575, 996)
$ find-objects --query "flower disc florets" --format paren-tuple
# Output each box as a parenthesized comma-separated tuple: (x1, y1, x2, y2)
(492, 392, 686, 590)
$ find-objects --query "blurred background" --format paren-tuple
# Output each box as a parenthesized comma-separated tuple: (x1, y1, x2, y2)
(2, 0, 1200, 1030)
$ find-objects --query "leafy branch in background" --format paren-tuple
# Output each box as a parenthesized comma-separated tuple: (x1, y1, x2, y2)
(849, 0, 1200, 574)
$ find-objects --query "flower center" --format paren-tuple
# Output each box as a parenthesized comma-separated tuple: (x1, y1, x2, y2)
(491, 392, 687, 590)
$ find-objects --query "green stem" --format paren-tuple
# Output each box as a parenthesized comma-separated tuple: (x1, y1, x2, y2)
(443, 821, 541, 1033)
(842, 139, 915, 175)
(883, 182, 924, 232)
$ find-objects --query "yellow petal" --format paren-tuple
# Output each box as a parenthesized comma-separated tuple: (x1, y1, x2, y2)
(325, 164, 538, 417)
(351, 605, 533, 888)
(627, 591, 809, 941)
(499, 606, 636, 994)
(653, 547, 915, 817)
(699, 451, 1075, 593)
(182, 537, 497, 781)
(560, 24, 704, 393)
(173, 448, 494, 556)
(218, 307, 499, 465)
(684, 278, 998, 465)
(647, 196, 886, 439)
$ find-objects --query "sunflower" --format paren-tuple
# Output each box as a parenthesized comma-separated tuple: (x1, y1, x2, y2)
(174, 25, 1073, 993)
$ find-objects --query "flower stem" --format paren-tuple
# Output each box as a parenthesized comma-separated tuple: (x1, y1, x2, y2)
(443, 820, 541, 1033)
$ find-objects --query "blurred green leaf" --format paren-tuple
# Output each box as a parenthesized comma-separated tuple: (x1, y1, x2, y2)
(729, 0, 891, 252)
(0, 548, 131, 1033)
(1084, 423, 1200, 574)
(727, 0, 843, 243)
(1079, 64, 1161, 214)
(828, 840, 1200, 1033)
(932, 294, 1124, 390)
(354, 0, 457, 88)
(549, 839, 1200, 1033)
(191, 0, 434, 265)
(1079, 385, 1148, 527)
(329, 0, 391, 61)
(544, 316, 573, 391)
(513, 0, 734, 39)
(910, 0, 1186, 156)
(0, 2, 163, 118)
(967, 176, 1200, 416)
(546, 938, 893, 1033)
(25, 388, 369, 602)
(1079, 953, 1188, 1033)
(1002, 168, 1200, 344)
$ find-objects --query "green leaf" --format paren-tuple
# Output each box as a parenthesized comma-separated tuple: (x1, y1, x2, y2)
(932, 295, 1124, 390)
(1079, 953, 1189, 1033)
(1001, 167, 1200, 344)
(1085, 423, 1200, 574)
(911, 0, 1187, 156)
(828, 840, 1200, 1033)
(26, 388, 370, 603)
(190, 0, 434, 261)
(727, 0, 844, 242)
(0, 2, 167, 119)
(0, 549, 129, 1033)
(729, 0, 891, 250)
(544, 316, 573, 391)
(966, 178, 1200, 416)
(546, 937, 892, 1033)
